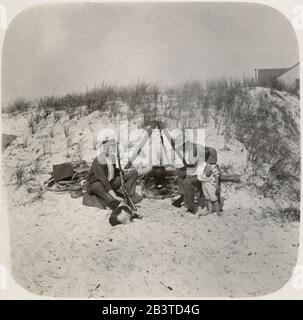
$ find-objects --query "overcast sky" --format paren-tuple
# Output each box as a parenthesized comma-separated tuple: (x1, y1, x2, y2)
(2, 2, 299, 109)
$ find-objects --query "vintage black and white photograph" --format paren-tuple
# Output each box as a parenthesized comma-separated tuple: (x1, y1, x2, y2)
(1, 2, 300, 298)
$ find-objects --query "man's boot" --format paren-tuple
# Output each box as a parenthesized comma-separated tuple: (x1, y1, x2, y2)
(186, 205, 199, 214)
(172, 195, 184, 208)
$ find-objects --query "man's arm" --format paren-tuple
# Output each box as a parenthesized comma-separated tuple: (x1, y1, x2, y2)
(93, 159, 122, 200)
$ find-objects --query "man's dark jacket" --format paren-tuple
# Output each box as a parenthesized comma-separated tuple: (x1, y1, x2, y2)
(87, 154, 120, 192)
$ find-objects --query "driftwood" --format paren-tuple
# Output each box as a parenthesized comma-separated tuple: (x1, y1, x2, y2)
(273, 91, 286, 101)
(144, 166, 241, 182)
(220, 174, 241, 182)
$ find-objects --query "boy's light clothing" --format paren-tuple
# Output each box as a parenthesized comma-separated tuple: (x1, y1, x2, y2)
(202, 181, 217, 202)
(197, 162, 220, 202)
(196, 163, 219, 183)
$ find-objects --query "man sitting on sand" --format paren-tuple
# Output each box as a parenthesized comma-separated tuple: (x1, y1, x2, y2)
(86, 134, 143, 210)
(172, 133, 218, 214)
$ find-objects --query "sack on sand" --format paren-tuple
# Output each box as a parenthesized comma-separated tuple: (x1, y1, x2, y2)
(82, 192, 107, 209)
(52, 160, 89, 182)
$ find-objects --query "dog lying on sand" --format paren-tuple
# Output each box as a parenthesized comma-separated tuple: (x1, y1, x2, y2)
(109, 202, 143, 226)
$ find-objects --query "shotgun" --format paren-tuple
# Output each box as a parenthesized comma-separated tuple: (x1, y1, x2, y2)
(116, 141, 137, 211)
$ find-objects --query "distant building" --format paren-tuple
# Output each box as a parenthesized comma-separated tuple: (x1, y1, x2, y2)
(257, 62, 300, 91)
(277, 62, 300, 91)
(257, 67, 289, 87)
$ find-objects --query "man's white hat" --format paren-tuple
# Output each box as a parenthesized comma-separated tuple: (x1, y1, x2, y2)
(97, 128, 117, 146)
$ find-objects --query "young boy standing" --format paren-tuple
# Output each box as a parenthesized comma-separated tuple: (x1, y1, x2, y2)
(196, 162, 221, 216)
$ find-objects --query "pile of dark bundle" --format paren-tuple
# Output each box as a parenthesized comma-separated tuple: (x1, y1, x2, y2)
(141, 176, 179, 199)
(140, 166, 179, 199)
(44, 160, 90, 198)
